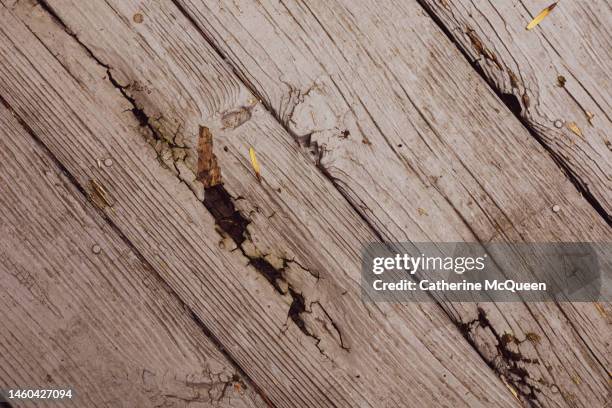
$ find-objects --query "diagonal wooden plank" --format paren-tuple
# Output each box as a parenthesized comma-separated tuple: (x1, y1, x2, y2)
(141, 0, 610, 406)
(416, 0, 611, 219)
(0, 104, 268, 408)
(0, 1, 521, 407)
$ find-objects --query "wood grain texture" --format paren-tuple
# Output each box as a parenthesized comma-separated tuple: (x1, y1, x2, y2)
(166, 0, 612, 406)
(0, 105, 267, 408)
(0, 1, 522, 407)
(417, 0, 612, 217)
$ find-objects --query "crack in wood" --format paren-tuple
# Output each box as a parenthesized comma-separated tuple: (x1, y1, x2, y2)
(460, 307, 545, 406)
(203, 184, 347, 358)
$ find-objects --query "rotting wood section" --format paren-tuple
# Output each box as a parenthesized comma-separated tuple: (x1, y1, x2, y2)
(0, 1, 523, 407)
(197, 126, 223, 188)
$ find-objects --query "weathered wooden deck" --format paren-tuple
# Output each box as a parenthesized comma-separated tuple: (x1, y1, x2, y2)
(0, 0, 609, 407)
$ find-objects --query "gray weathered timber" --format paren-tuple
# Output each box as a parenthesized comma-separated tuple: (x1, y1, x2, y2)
(418, 0, 611, 217)
(0, 1, 522, 407)
(0, 105, 268, 408)
(170, 0, 612, 405)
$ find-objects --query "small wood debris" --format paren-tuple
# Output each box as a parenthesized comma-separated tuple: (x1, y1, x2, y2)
(196, 126, 222, 187)
(552, 205, 561, 213)
(362, 137, 372, 145)
(340, 129, 350, 139)
(566, 122, 583, 138)
(525, 332, 541, 344)
(556, 75, 566, 87)
(526, 3, 557, 30)
(594, 302, 607, 317)
(501, 333, 519, 345)
(91, 244, 101, 254)
(585, 111, 595, 125)
(89, 179, 114, 209)
(417, 207, 428, 216)
(133, 13, 144, 24)
(466, 29, 485, 55)
(466, 29, 502, 70)
(221, 107, 252, 129)
(507, 69, 519, 89)
(249, 147, 261, 183)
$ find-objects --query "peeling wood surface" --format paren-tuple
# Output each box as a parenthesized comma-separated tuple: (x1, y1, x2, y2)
(0, 0, 609, 407)
(197, 126, 223, 187)
(0, 105, 267, 408)
(0, 1, 523, 407)
(417, 0, 612, 217)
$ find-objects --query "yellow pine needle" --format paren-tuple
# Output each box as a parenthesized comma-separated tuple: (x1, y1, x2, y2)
(249, 147, 261, 182)
(586, 111, 595, 125)
(567, 122, 583, 138)
(594, 302, 606, 317)
(526, 3, 557, 30)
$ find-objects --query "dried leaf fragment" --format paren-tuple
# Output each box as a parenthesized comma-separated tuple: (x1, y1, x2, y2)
(196, 126, 222, 188)
(249, 147, 261, 183)
(526, 3, 557, 30)
(567, 122, 583, 138)
(501, 377, 519, 400)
